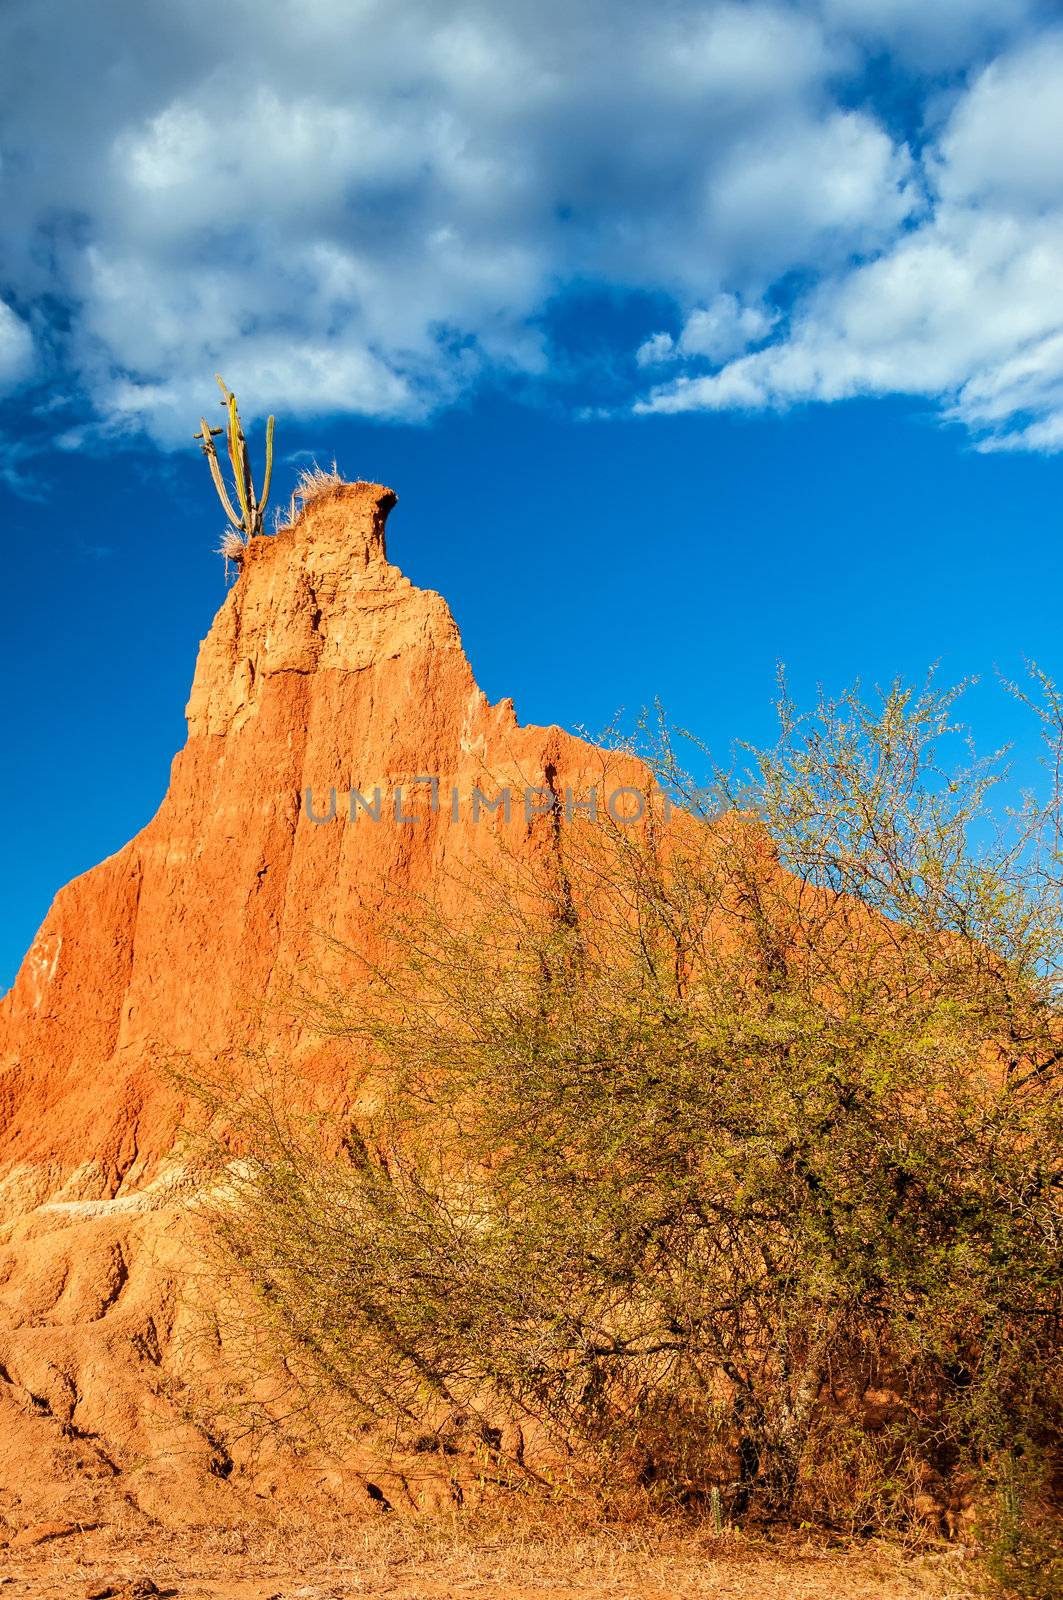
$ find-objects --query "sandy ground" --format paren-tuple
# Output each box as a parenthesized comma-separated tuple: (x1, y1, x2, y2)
(0, 1520, 981, 1600)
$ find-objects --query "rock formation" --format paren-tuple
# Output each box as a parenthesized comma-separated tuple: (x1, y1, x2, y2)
(0, 481, 635, 1527)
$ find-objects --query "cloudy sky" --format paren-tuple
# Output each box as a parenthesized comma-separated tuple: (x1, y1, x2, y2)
(3, 0, 1063, 989)
(2, 0, 1063, 454)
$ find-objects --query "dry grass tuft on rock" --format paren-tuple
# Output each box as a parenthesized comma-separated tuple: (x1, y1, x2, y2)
(274, 460, 346, 532)
(217, 527, 248, 565)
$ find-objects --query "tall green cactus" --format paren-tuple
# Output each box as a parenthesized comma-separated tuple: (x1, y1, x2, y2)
(194, 376, 275, 541)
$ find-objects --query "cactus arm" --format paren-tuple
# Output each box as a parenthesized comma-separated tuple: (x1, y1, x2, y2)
(218, 377, 251, 527)
(259, 415, 275, 514)
(198, 379, 273, 542)
(223, 394, 239, 485)
(227, 393, 252, 529)
(198, 419, 243, 528)
(224, 392, 240, 483)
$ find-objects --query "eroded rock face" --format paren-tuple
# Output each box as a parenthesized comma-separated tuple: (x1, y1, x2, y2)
(0, 482, 627, 1192)
(0, 483, 638, 1528)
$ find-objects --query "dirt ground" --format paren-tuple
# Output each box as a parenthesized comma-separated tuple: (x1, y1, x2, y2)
(0, 1518, 982, 1600)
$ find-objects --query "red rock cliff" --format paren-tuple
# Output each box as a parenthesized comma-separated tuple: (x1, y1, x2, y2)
(0, 481, 629, 1198)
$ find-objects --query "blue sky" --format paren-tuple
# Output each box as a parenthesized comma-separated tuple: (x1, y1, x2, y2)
(2, 0, 1062, 989)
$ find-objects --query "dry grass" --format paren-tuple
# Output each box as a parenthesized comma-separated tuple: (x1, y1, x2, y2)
(217, 527, 249, 563)
(0, 1509, 982, 1599)
(274, 459, 346, 532)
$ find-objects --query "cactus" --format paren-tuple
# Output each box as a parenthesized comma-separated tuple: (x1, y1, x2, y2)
(194, 376, 274, 546)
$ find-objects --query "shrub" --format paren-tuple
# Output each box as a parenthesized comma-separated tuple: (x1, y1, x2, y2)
(204, 675, 1063, 1540)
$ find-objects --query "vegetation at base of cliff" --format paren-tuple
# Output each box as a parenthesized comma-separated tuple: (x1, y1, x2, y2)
(195, 672, 1063, 1586)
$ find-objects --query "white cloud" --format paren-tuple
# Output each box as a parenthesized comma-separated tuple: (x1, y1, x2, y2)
(682, 299, 776, 361)
(103, 342, 420, 444)
(636, 333, 676, 368)
(0, 0, 921, 443)
(935, 31, 1063, 209)
(0, 0, 1059, 449)
(651, 3, 844, 101)
(818, 0, 1038, 66)
(637, 28, 1063, 451)
(705, 109, 918, 273)
(637, 294, 777, 367)
(0, 302, 33, 394)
